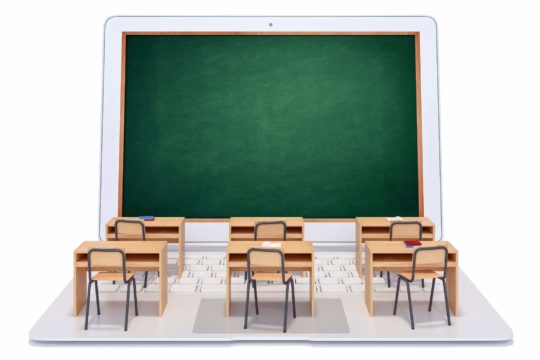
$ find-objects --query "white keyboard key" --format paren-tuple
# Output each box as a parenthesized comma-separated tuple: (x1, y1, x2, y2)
(322, 265, 342, 271)
(292, 284, 310, 292)
(167, 258, 178, 265)
(315, 271, 327, 278)
(211, 265, 226, 271)
(372, 277, 386, 285)
(186, 265, 209, 271)
(185, 258, 200, 265)
(320, 284, 348, 293)
(200, 284, 226, 293)
(168, 252, 179, 259)
(343, 265, 357, 271)
(178, 277, 199, 285)
(342, 277, 363, 285)
(192, 271, 213, 278)
(331, 259, 352, 265)
(170, 284, 197, 293)
(142, 284, 166, 292)
(214, 271, 226, 277)
(232, 284, 248, 292)
(328, 271, 350, 278)
(349, 284, 364, 292)
(201, 259, 221, 265)
(295, 277, 310, 284)
(230, 277, 245, 284)
(318, 278, 339, 284)
(154, 276, 177, 285)
(202, 278, 222, 284)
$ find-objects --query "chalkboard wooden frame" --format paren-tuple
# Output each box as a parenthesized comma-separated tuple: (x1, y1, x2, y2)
(117, 32, 424, 222)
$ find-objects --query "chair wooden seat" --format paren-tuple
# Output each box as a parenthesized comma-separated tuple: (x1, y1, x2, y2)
(399, 270, 442, 281)
(252, 272, 292, 282)
(92, 272, 135, 282)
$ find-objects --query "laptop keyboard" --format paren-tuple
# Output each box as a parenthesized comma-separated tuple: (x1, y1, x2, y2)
(94, 251, 445, 295)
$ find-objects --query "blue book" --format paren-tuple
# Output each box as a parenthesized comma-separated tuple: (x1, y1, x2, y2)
(138, 215, 155, 221)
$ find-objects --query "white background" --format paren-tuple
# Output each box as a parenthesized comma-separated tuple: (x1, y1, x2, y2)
(1, 0, 539, 359)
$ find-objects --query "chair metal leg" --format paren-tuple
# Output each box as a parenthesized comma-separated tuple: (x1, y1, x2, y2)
(428, 278, 436, 312)
(124, 280, 131, 331)
(421, 279, 425, 288)
(441, 278, 452, 326)
(291, 280, 296, 318)
(405, 280, 414, 330)
(387, 271, 391, 288)
(94, 281, 101, 315)
(380, 271, 383, 277)
(253, 280, 259, 315)
(84, 282, 92, 330)
(393, 276, 401, 315)
(144, 271, 148, 288)
(243, 280, 251, 329)
(132, 279, 139, 316)
(283, 281, 289, 333)
(244, 271, 247, 280)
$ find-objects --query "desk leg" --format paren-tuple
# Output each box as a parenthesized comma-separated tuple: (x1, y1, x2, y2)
(365, 248, 374, 316)
(226, 260, 231, 317)
(447, 266, 459, 316)
(159, 250, 168, 316)
(310, 260, 315, 317)
(73, 266, 86, 317)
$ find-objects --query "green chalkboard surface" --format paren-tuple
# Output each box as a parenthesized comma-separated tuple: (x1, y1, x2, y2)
(122, 34, 419, 218)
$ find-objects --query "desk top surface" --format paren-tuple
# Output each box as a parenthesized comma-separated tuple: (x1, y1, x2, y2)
(356, 217, 434, 227)
(75, 241, 167, 254)
(227, 241, 313, 254)
(365, 240, 457, 254)
(106, 217, 185, 227)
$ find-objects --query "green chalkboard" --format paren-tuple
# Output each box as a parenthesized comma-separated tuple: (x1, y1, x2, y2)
(122, 34, 420, 218)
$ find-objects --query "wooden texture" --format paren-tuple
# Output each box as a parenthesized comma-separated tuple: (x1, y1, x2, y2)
(119, 33, 423, 219)
(73, 241, 168, 316)
(364, 240, 458, 316)
(106, 217, 185, 277)
(355, 217, 435, 276)
(226, 241, 315, 317)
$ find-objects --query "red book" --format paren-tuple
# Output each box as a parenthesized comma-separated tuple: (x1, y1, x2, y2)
(404, 240, 422, 246)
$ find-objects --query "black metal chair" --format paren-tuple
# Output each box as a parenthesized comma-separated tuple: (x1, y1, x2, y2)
(382, 221, 423, 288)
(244, 221, 287, 280)
(244, 248, 296, 333)
(85, 248, 138, 331)
(114, 219, 150, 288)
(393, 246, 451, 330)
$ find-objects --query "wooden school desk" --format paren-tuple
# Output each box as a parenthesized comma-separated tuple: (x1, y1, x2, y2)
(226, 241, 315, 317)
(355, 217, 435, 277)
(364, 240, 458, 316)
(106, 217, 185, 276)
(73, 241, 168, 317)
(229, 217, 304, 241)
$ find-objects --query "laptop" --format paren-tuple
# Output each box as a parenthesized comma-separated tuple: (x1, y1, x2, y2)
(30, 16, 512, 343)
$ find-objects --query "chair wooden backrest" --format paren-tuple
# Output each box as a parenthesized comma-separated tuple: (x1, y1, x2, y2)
(114, 219, 146, 241)
(254, 221, 287, 241)
(411, 246, 449, 280)
(246, 248, 287, 283)
(87, 248, 129, 283)
(390, 221, 422, 241)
